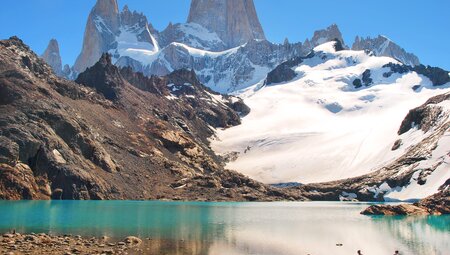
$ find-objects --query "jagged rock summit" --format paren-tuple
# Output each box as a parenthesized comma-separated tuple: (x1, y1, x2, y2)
(303, 24, 346, 51)
(73, 0, 158, 74)
(62, 1, 428, 94)
(187, 0, 266, 48)
(76, 53, 123, 101)
(352, 35, 420, 66)
(41, 39, 63, 76)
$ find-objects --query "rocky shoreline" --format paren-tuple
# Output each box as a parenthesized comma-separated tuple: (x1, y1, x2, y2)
(361, 188, 450, 216)
(0, 233, 144, 255)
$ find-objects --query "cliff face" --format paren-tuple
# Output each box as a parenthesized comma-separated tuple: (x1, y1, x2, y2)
(73, 0, 119, 74)
(73, 0, 157, 74)
(187, 0, 266, 48)
(0, 36, 300, 201)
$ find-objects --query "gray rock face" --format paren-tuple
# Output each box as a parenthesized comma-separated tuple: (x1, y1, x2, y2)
(303, 24, 346, 51)
(41, 39, 63, 76)
(352, 35, 420, 66)
(73, 0, 119, 74)
(187, 0, 266, 48)
(73, 0, 157, 74)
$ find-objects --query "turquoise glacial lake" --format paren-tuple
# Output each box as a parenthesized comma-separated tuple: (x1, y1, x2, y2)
(0, 201, 448, 255)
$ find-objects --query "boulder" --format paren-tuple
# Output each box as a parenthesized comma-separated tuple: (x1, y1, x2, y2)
(124, 236, 142, 246)
(361, 204, 428, 216)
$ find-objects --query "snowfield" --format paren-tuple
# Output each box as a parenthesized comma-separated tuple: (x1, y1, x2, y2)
(211, 42, 450, 185)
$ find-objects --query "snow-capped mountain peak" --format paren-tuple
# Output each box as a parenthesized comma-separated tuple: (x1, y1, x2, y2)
(59, 0, 433, 95)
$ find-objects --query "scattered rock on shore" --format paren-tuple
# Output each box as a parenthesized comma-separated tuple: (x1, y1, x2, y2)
(0, 232, 144, 255)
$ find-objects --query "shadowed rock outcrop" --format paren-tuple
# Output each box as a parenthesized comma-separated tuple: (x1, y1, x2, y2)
(383, 62, 450, 86)
(265, 57, 303, 85)
(76, 53, 123, 101)
(398, 93, 450, 135)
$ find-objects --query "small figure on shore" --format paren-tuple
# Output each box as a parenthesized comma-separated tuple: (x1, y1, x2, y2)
(394, 251, 400, 255)
(357, 250, 363, 255)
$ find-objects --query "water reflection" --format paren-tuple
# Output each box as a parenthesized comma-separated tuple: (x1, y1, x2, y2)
(0, 201, 448, 255)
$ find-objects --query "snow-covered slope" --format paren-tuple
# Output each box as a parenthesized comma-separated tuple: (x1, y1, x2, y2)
(378, 95, 450, 201)
(297, 91, 450, 202)
(211, 41, 450, 184)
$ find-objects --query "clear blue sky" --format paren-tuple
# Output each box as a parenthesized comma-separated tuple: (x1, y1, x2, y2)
(1, 0, 449, 69)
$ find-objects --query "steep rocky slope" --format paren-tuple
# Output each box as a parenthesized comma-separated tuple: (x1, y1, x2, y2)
(0, 37, 300, 201)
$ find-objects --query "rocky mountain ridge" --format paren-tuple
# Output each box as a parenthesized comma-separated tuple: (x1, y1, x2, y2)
(45, 0, 426, 94)
(0, 36, 301, 201)
(352, 35, 420, 67)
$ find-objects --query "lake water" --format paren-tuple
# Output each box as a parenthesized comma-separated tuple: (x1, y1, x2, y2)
(0, 201, 448, 255)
